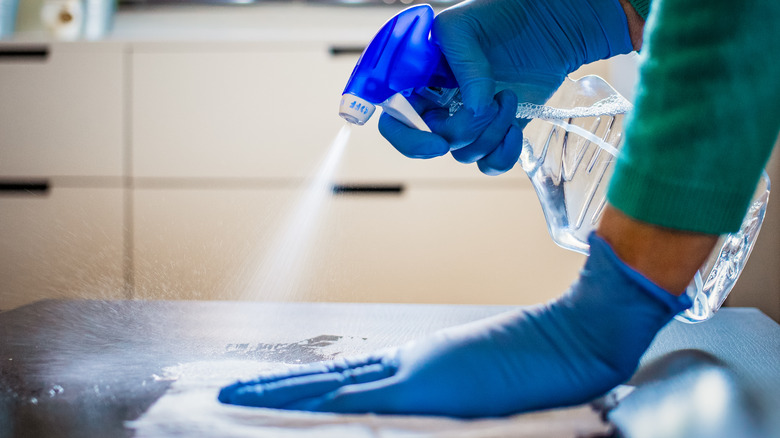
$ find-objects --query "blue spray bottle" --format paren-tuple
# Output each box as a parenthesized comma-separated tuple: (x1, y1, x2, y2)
(340, 5, 770, 324)
(338, 5, 456, 131)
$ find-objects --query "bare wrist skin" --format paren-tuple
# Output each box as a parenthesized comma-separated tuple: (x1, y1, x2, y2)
(596, 206, 718, 295)
(617, 0, 645, 51)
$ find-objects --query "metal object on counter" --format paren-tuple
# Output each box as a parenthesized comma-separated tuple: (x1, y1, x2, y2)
(610, 350, 772, 438)
(0, 0, 18, 39)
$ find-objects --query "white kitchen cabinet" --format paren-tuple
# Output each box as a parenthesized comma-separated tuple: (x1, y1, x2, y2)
(130, 42, 517, 182)
(132, 185, 584, 305)
(0, 43, 124, 178)
(131, 43, 349, 180)
(0, 187, 126, 310)
(129, 41, 610, 305)
(0, 20, 618, 309)
(0, 42, 126, 310)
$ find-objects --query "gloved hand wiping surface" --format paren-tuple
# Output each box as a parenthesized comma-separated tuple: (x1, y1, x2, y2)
(218, 233, 691, 417)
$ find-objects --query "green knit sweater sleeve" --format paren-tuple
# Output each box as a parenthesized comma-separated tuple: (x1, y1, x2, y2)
(627, 0, 651, 20)
(607, 0, 780, 234)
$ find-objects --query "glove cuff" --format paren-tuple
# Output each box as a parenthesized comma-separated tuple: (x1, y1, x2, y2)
(556, 232, 693, 377)
(584, 0, 635, 60)
(588, 232, 692, 315)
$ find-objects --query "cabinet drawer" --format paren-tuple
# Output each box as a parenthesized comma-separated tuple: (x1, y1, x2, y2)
(0, 187, 125, 310)
(132, 46, 345, 180)
(133, 185, 584, 304)
(131, 44, 523, 182)
(0, 44, 124, 178)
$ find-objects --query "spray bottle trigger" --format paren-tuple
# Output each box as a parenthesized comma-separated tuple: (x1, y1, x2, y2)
(380, 93, 431, 132)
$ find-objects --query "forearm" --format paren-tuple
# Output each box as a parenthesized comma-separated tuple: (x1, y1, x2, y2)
(616, 0, 645, 51)
(596, 206, 717, 295)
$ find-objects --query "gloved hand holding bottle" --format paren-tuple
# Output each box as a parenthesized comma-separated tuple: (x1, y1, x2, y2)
(218, 233, 691, 416)
(378, 0, 634, 175)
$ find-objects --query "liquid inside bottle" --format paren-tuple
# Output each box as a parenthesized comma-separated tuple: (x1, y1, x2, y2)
(516, 76, 633, 253)
(423, 75, 770, 323)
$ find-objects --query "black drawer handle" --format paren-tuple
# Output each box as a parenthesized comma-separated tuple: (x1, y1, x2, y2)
(332, 183, 404, 196)
(0, 46, 49, 61)
(0, 180, 50, 195)
(329, 46, 366, 57)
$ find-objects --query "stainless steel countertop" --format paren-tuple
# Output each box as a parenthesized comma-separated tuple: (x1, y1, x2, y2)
(0, 301, 778, 437)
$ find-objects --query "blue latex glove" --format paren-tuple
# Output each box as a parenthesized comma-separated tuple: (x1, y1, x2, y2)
(218, 234, 691, 417)
(379, 0, 634, 175)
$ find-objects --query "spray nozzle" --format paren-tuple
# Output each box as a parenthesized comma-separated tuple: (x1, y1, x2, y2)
(339, 5, 456, 130)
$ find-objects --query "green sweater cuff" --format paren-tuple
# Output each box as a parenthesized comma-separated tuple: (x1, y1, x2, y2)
(608, 163, 757, 234)
(627, 0, 651, 20)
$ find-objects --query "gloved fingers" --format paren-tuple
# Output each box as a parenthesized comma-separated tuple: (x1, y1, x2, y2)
(224, 354, 388, 389)
(432, 8, 495, 115)
(450, 89, 519, 164)
(218, 354, 389, 401)
(476, 124, 524, 175)
(380, 93, 501, 157)
(422, 102, 497, 150)
(378, 111, 450, 159)
(217, 365, 327, 398)
(283, 374, 410, 414)
(220, 371, 352, 408)
(218, 360, 397, 408)
(405, 92, 445, 114)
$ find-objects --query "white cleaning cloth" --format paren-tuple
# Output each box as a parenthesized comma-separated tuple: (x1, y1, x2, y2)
(127, 360, 610, 438)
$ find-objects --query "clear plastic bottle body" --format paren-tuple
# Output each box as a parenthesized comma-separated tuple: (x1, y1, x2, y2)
(517, 76, 632, 254)
(427, 75, 770, 323)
